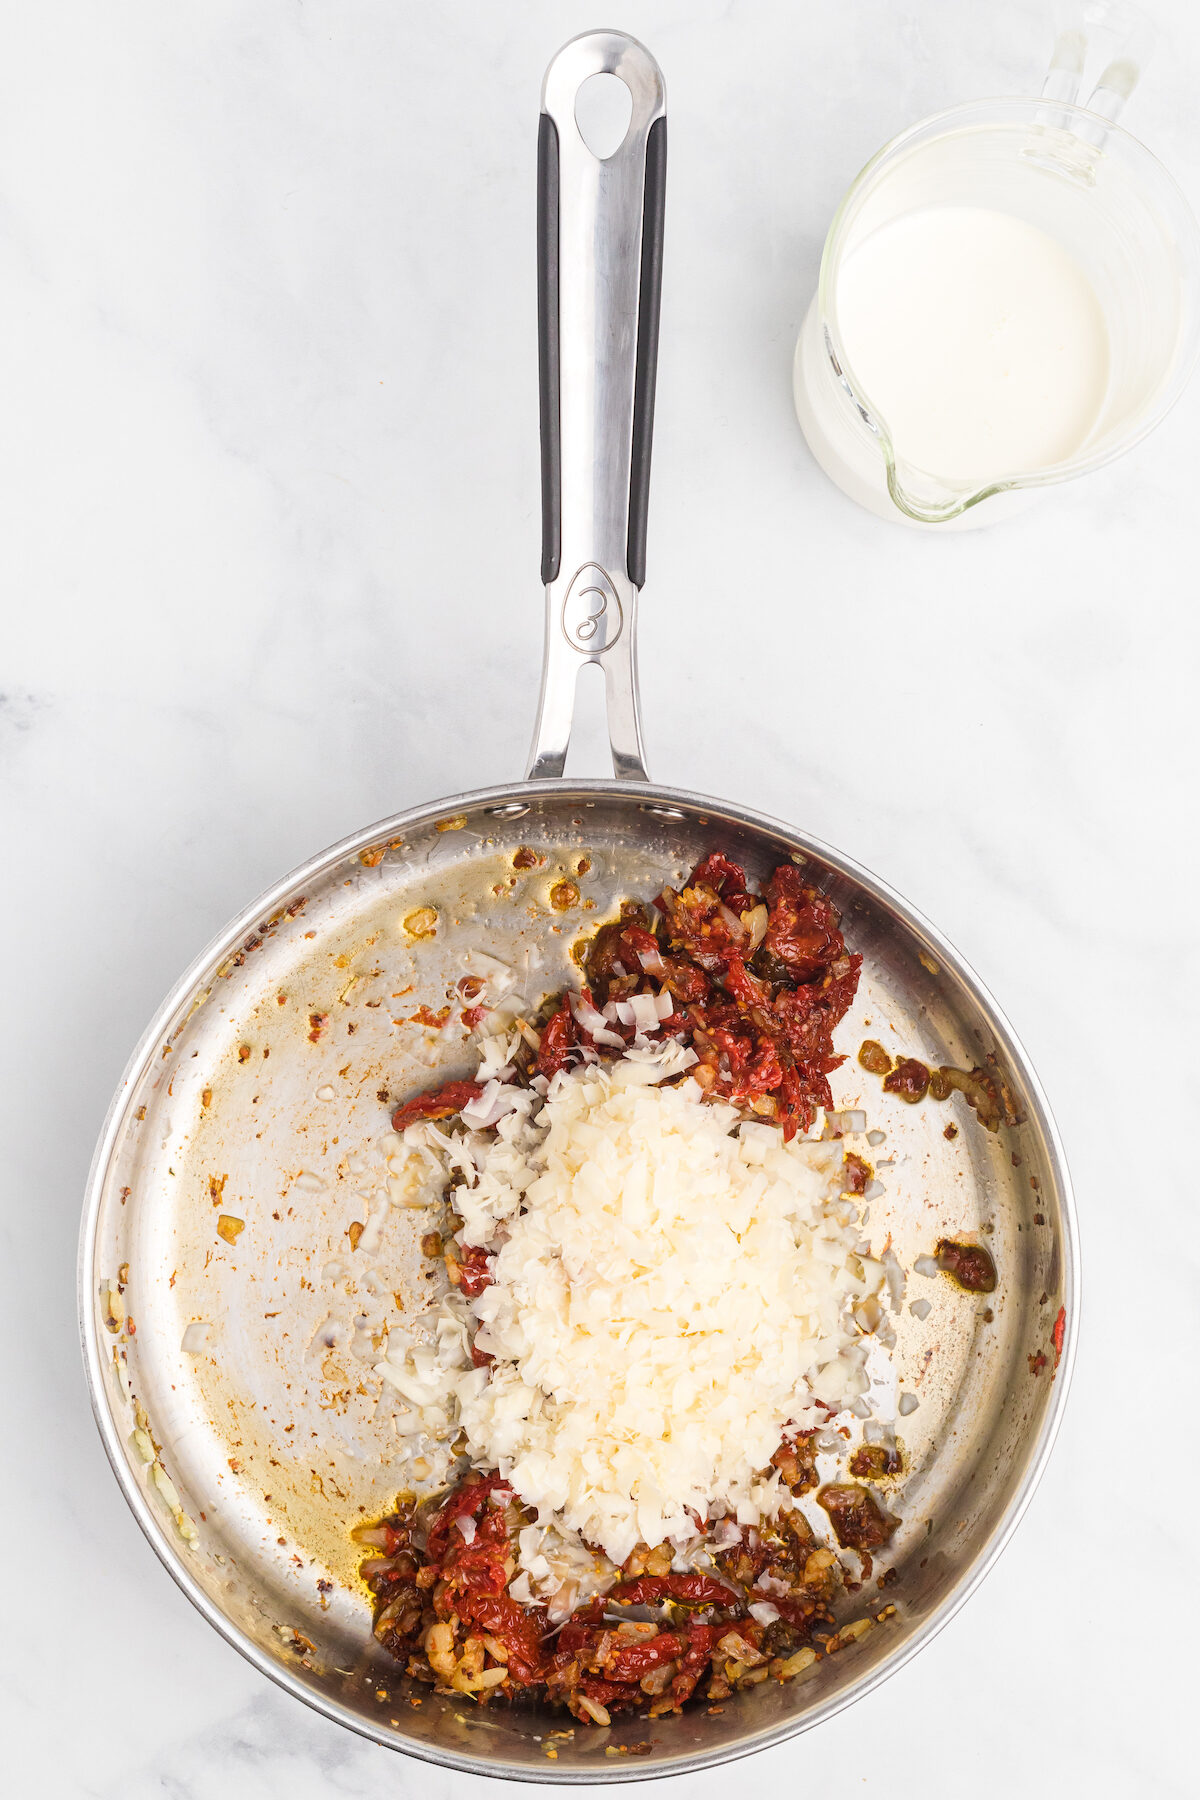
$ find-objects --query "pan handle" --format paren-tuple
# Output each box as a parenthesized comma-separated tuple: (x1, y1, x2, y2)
(526, 31, 666, 782)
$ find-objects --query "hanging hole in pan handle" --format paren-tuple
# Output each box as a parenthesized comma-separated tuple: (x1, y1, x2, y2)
(574, 70, 634, 159)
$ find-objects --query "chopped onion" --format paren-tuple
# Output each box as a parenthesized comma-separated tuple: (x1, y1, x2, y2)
(914, 1254, 940, 1278)
(880, 1248, 906, 1314)
(898, 1392, 919, 1416)
(455, 1513, 478, 1545)
(570, 995, 626, 1049)
(744, 904, 768, 951)
(181, 1322, 211, 1353)
(748, 1600, 780, 1626)
(636, 944, 667, 976)
(629, 994, 660, 1033)
(151, 1463, 181, 1511)
(653, 991, 675, 1020)
(461, 1080, 525, 1131)
(909, 1297, 932, 1321)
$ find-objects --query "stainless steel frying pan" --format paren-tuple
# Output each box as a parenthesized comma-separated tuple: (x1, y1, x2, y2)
(79, 30, 1078, 1784)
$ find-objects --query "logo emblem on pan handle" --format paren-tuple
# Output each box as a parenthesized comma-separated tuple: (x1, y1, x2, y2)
(560, 563, 623, 653)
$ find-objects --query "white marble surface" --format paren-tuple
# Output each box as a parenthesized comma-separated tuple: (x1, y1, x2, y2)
(3, 1, 1197, 1794)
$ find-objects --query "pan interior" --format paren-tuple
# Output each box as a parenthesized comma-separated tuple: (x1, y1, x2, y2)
(84, 784, 1071, 1780)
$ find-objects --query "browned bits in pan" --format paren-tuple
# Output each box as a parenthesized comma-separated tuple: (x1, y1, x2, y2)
(883, 1057, 930, 1103)
(934, 1237, 997, 1293)
(817, 1484, 897, 1552)
(217, 1215, 245, 1245)
(403, 908, 438, 940)
(928, 1064, 1009, 1131)
(549, 880, 580, 912)
(857, 1039, 893, 1076)
(859, 1043, 1020, 1137)
(848, 1443, 902, 1480)
(841, 1151, 871, 1195)
(347, 1221, 364, 1251)
(512, 847, 539, 869)
(770, 1434, 819, 1495)
(408, 1004, 451, 1028)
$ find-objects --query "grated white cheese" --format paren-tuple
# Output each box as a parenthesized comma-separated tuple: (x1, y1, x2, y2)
(378, 1041, 884, 1579)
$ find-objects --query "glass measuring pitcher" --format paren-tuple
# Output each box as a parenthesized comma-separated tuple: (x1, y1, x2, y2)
(793, 6, 1200, 526)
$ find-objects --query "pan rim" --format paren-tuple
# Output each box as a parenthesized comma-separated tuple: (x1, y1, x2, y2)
(78, 777, 1079, 1783)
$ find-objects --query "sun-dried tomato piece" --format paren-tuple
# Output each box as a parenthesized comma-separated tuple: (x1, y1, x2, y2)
(689, 852, 751, 907)
(722, 953, 773, 1015)
(609, 1571, 736, 1609)
(606, 1631, 684, 1681)
(461, 1593, 545, 1685)
(424, 1472, 511, 1560)
(536, 996, 577, 1077)
(391, 1079, 483, 1131)
(671, 1622, 727, 1707)
(761, 866, 842, 977)
(449, 1243, 494, 1298)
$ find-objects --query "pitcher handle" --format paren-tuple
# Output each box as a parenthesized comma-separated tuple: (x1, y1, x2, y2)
(1042, 0, 1155, 124)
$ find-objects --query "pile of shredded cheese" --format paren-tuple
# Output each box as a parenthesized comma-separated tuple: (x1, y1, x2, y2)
(378, 1038, 885, 1597)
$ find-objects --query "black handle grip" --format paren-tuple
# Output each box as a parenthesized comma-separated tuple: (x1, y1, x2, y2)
(627, 116, 666, 590)
(537, 112, 561, 587)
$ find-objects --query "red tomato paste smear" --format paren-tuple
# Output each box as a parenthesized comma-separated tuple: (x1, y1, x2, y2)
(1052, 1305, 1066, 1367)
